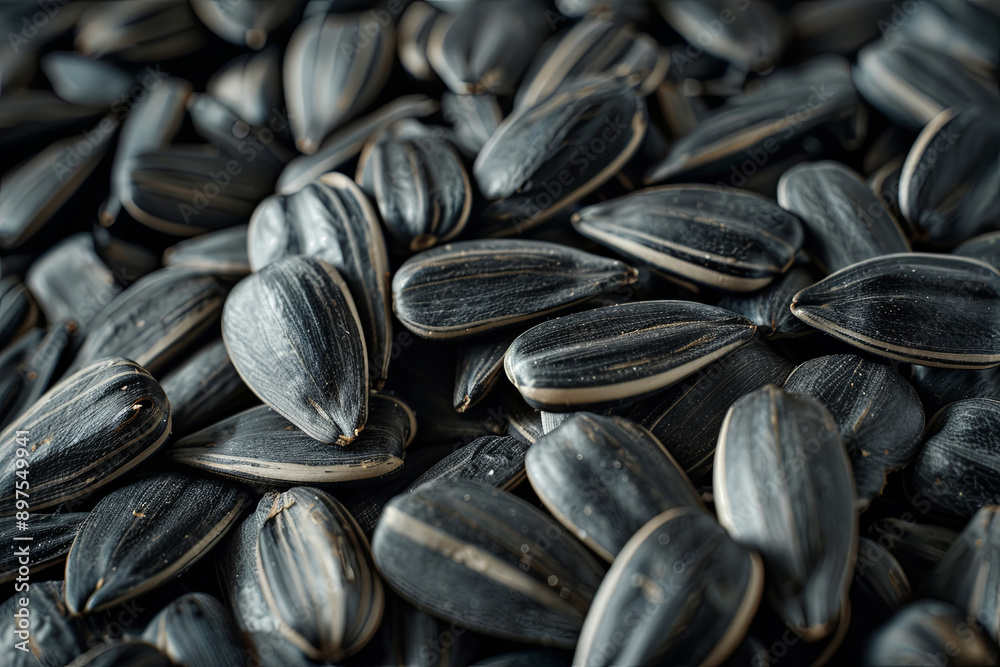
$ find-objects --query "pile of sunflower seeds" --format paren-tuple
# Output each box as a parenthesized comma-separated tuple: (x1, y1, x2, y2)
(1, 0, 999, 665)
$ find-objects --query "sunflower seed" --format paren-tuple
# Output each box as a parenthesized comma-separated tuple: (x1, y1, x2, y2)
(853, 38, 1000, 130)
(64, 472, 249, 615)
(714, 385, 857, 640)
(142, 592, 247, 665)
(954, 231, 1000, 271)
(573, 184, 804, 291)
(399, 2, 439, 82)
(0, 277, 37, 350)
(67, 267, 227, 377)
(791, 253, 1000, 369)
(899, 105, 1000, 245)
(907, 398, 1000, 521)
(1, 581, 85, 667)
(257, 486, 384, 661)
(502, 383, 546, 445)
(0, 512, 86, 583)
(716, 264, 818, 339)
(515, 12, 668, 110)
(0, 323, 74, 429)
(867, 154, 908, 231)
(864, 599, 998, 667)
(894, 0, 1000, 71)
(853, 537, 911, 617)
(220, 492, 278, 635)
(191, 0, 298, 48)
(26, 233, 123, 335)
(575, 507, 763, 667)
(41, 51, 133, 107)
(454, 330, 519, 412)
(0, 115, 116, 250)
(74, 0, 207, 61)
(776, 161, 909, 274)
(474, 75, 648, 236)
(425, 0, 548, 95)
(505, 300, 757, 411)
(284, 12, 394, 154)
(0, 328, 42, 426)
(208, 48, 284, 129)
(406, 434, 530, 493)
(526, 413, 705, 562)
(626, 341, 793, 480)
(0, 91, 104, 166)
(66, 640, 172, 667)
(356, 119, 472, 252)
(170, 393, 415, 485)
(162, 226, 251, 279)
(783, 354, 925, 508)
(866, 518, 958, 584)
(442, 92, 503, 160)
(0, 358, 171, 515)
(791, 0, 895, 55)
(389, 598, 483, 667)
(392, 239, 637, 340)
(187, 93, 294, 173)
(159, 337, 256, 436)
(223, 255, 368, 444)
(276, 95, 439, 195)
(372, 480, 607, 648)
(248, 173, 392, 387)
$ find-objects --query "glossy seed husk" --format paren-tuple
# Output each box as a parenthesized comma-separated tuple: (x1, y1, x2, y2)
(626, 341, 794, 480)
(220, 492, 278, 636)
(162, 225, 251, 279)
(142, 592, 247, 666)
(0, 277, 37, 350)
(248, 173, 392, 387)
(777, 161, 909, 274)
(406, 434, 530, 493)
(190, 0, 297, 48)
(0, 513, 86, 583)
(572, 184, 804, 291)
(791, 253, 1000, 369)
(64, 472, 249, 615)
(0, 323, 73, 431)
(954, 231, 1000, 271)
(256, 486, 384, 661)
(899, 106, 1000, 245)
(714, 385, 857, 640)
(442, 92, 503, 159)
(0, 358, 171, 515)
(371, 480, 607, 648)
(716, 264, 818, 339)
(223, 255, 368, 444)
(505, 300, 757, 411)
(908, 398, 1000, 521)
(525, 413, 705, 563)
(207, 47, 284, 128)
(453, 332, 518, 414)
(392, 239, 637, 340)
(66, 267, 227, 377)
(783, 354, 925, 507)
(575, 507, 763, 667)
(866, 519, 958, 585)
(910, 364, 1000, 416)
(170, 393, 415, 485)
(0, 581, 85, 667)
(853, 537, 912, 617)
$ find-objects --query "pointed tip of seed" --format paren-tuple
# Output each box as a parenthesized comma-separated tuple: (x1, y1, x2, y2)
(456, 395, 471, 413)
(298, 138, 318, 154)
(246, 29, 266, 50)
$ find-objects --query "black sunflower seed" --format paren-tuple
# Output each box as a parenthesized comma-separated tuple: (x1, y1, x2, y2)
(371, 480, 607, 648)
(777, 161, 909, 274)
(392, 239, 637, 340)
(525, 413, 705, 562)
(170, 393, 414, 485)
(219, 492, 278, 636)
(66, 640, 172, 667)
(0, 512, 86, 583)
(223, 255, 368, 444)
(0, 329, 42, 428)
(791, 253, 1000, 369)
(574, 507, 763, 667)
(572, 184, 804, 291)
(0, 323, 74, 430)
(162, 226, 251, 279)
(41, 52, 134, 107)
(716, 263, 818, 338)
(186, 92, 294, 174)
(0, 358, 171, 515)
(442, 92, 503, 160)
(142, 592, 247, 666)
(0, 277, 37, 350)
(406, 434, 530, 493)
(909, 364, 1000, 418)
(398, 2, 439, 82)
(74, 0, 207, 62)
(783, 354, 925, 508)
(190, 0, 298, 49)
(954, 231, 1000, 271)
(852, 537, 912, 619)
(866, 518, 958, 585)
(64, 472, 249, 615)
(505, 300, 757, 411)
(208, 47, 284, 129)
(454, 330, 519, 412)
(1, 581, 85, 667)
(714, 385, 857, 640)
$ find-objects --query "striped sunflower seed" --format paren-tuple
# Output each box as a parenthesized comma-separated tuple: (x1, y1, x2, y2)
(223, 255, 368, 444)
(41, 52, 134, 107)
(514, 12, 668, 110)
(473, 75, 648, 236)
(910, 364, 1000, 418)
(454, 330, 519, 412)
(64, 472, 249, 615)
(783, 354, 925, 508)
(791, 253, 1000, 369)
(504, 301, 758, 411)
(0, 323, 73, 430)
(284, 11, 394, 154)
(0, 358, 170, 515)
(525, 413, 705, 562)
(162, 225, 251, 279)
(74, 0, 207, 61)
(852, 537, 911, 619)
(256, 487, 384, 661)
(220, 492, 278, 636)
(1, 581, 85, 667)
(502, 382, 546, 445)
(190, 0, 298, 49)
(954, 231, 1000, 271)
(0, 329, 43, 428)
(0, 512, 86, 583)
(626, 341, 794, 480)
(574, 507, 763, 667)
(208, 48, 284, 129)
(867, 155, 908, 235)
(391, 239, 637, 339)
(170, 393, 414, 485)
(853, 38, 999, 130)
(276, 95, 439, 195)
(863, 599, 998, 667)
(0, 277, 37, 350)
(405, 434, 530, 493)
(714, 385, 857, 640)
(0, 116, 115, 250)
(867, 518, 958, 584)
(442, 92, 503, 160)
(777, 161, 909, 274)
(899, 105, 1000, 245)
(716, 264, 818, 338)
(572, 184, 804, 291)
(142, 592, 247, 666)
(371, 480, 607, 647)
(907, 398, 1000, 521)
(356, 119, 471, 252)
(67, 267, 227, 377)
(0, 92, 104, 167)
(398, 2, 439, 82)
(248, 172, 392, 387)
(186, 93, 294, 174)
